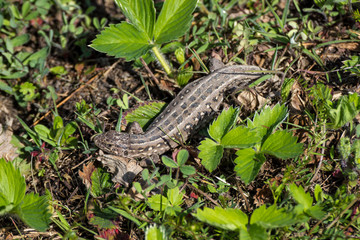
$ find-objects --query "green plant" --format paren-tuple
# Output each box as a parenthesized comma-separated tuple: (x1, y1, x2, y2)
(162, 149, 196, 179)
(342, 55, 360, 76)
(0, 158, 51, 232)
(19, 115, 78, 150)
(194, 183, 325, 239)
(311, 83, 360, 130)
(198, 104, 303, 184)
(17, 115, 78, 176)
(90, 0, 197, 78)
(106, 93, 130, 110)
(75, 99, 102, 133)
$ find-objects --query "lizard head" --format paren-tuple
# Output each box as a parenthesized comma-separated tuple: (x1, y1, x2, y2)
(93, 131, 131, 157)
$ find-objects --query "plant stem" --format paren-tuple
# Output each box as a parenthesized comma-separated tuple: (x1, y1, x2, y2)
(151, 45, 172, 75)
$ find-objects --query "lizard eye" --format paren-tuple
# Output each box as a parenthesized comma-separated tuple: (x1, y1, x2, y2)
(123, 150, 129, 156)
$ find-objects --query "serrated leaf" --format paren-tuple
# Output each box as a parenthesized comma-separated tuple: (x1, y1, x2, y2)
(148, 187, 184, 216)
(0, 158, 26, 214)
(148, 194, 169, 211)
(221, 126, 261, 148)
(167, 187, 184, 207)
(246, 224, 268, 240)
(145, 225, 166, 240)
(234, 148, 264, 184)
(250, 205, 296, 228)
(261, 131, 303, 159)
(176, 66, 193, 87)
(198, 138, 224, 172)
(194, 207, 248, 231)
(328, 93, 360, 129)
(247, 104, 288, 141)
(154, 0, 197, 44)
(289, 183, 313, 209)
(115, 0, 155, 38)
(90, 23, 153, 61)
(125, 101, 166, 129)
(90, 168, 112, 197)
(305, 205, 325, 219)
(208, 107, 239, 142)
(18, 193, 50, 232)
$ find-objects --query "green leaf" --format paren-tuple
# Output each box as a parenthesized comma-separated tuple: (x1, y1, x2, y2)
(115, 0, 155, 39)
(194, 207, 248, 231)
(23, 47, 48, 65)
(246, 224, 268, 240)
(90, 168, 112, 197)
(145, 225, 166, 240)
(247, 104, 288, 141)
(234, 148, 264, 185)
(53, 115, 64, 130)
(0, 158, 26, 215)
(18, 193, 50, 232)
(108, 205, 142, 226)
(21, 1, 31, 17)
(289, 183, 313, 210)
(19, 82, 37, 101)
(167, 187, 184, 206)
(162, 155, 178, 168)
(50, 66, 68, 75)
(176, 149, 189, 166)
(165, 187, 184, 215)
(11, 34, 30, 47)
(250, 205, 296, 228)
(90, 23, 153, 61)
(328, 93, 360, 129)
(281, 78, 295, 102)
(34, 124, 51, 140)
(0, 80, 13, 94)
(221, 126, 261, 148)
(65, 137, 78, 148)
(148, 194, 169, 211)
(63, 121, 77, 139)
(90, 206, 118, 229)
(305, 205, 326, 219)
(198, 138, 224, 172)
(154, 0, 197, 44)
(261, 131, 303, 159)
(176, 66, 194, 87)
(314, 184, 323, 202)
(148, 187, 184, 216)
(180, 165, 196, 175)
(16, 116, 41, 147)
(208, 107, 239, 142)
(125, 101, 167, 129)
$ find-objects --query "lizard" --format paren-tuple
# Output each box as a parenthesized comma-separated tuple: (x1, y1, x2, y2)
(94, 64, 272, 160)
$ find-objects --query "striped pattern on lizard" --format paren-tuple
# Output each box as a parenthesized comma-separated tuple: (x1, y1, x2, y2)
(94, 65, 268, 158)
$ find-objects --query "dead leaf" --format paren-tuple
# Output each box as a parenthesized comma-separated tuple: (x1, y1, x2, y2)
(79, 161, 96, 189)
